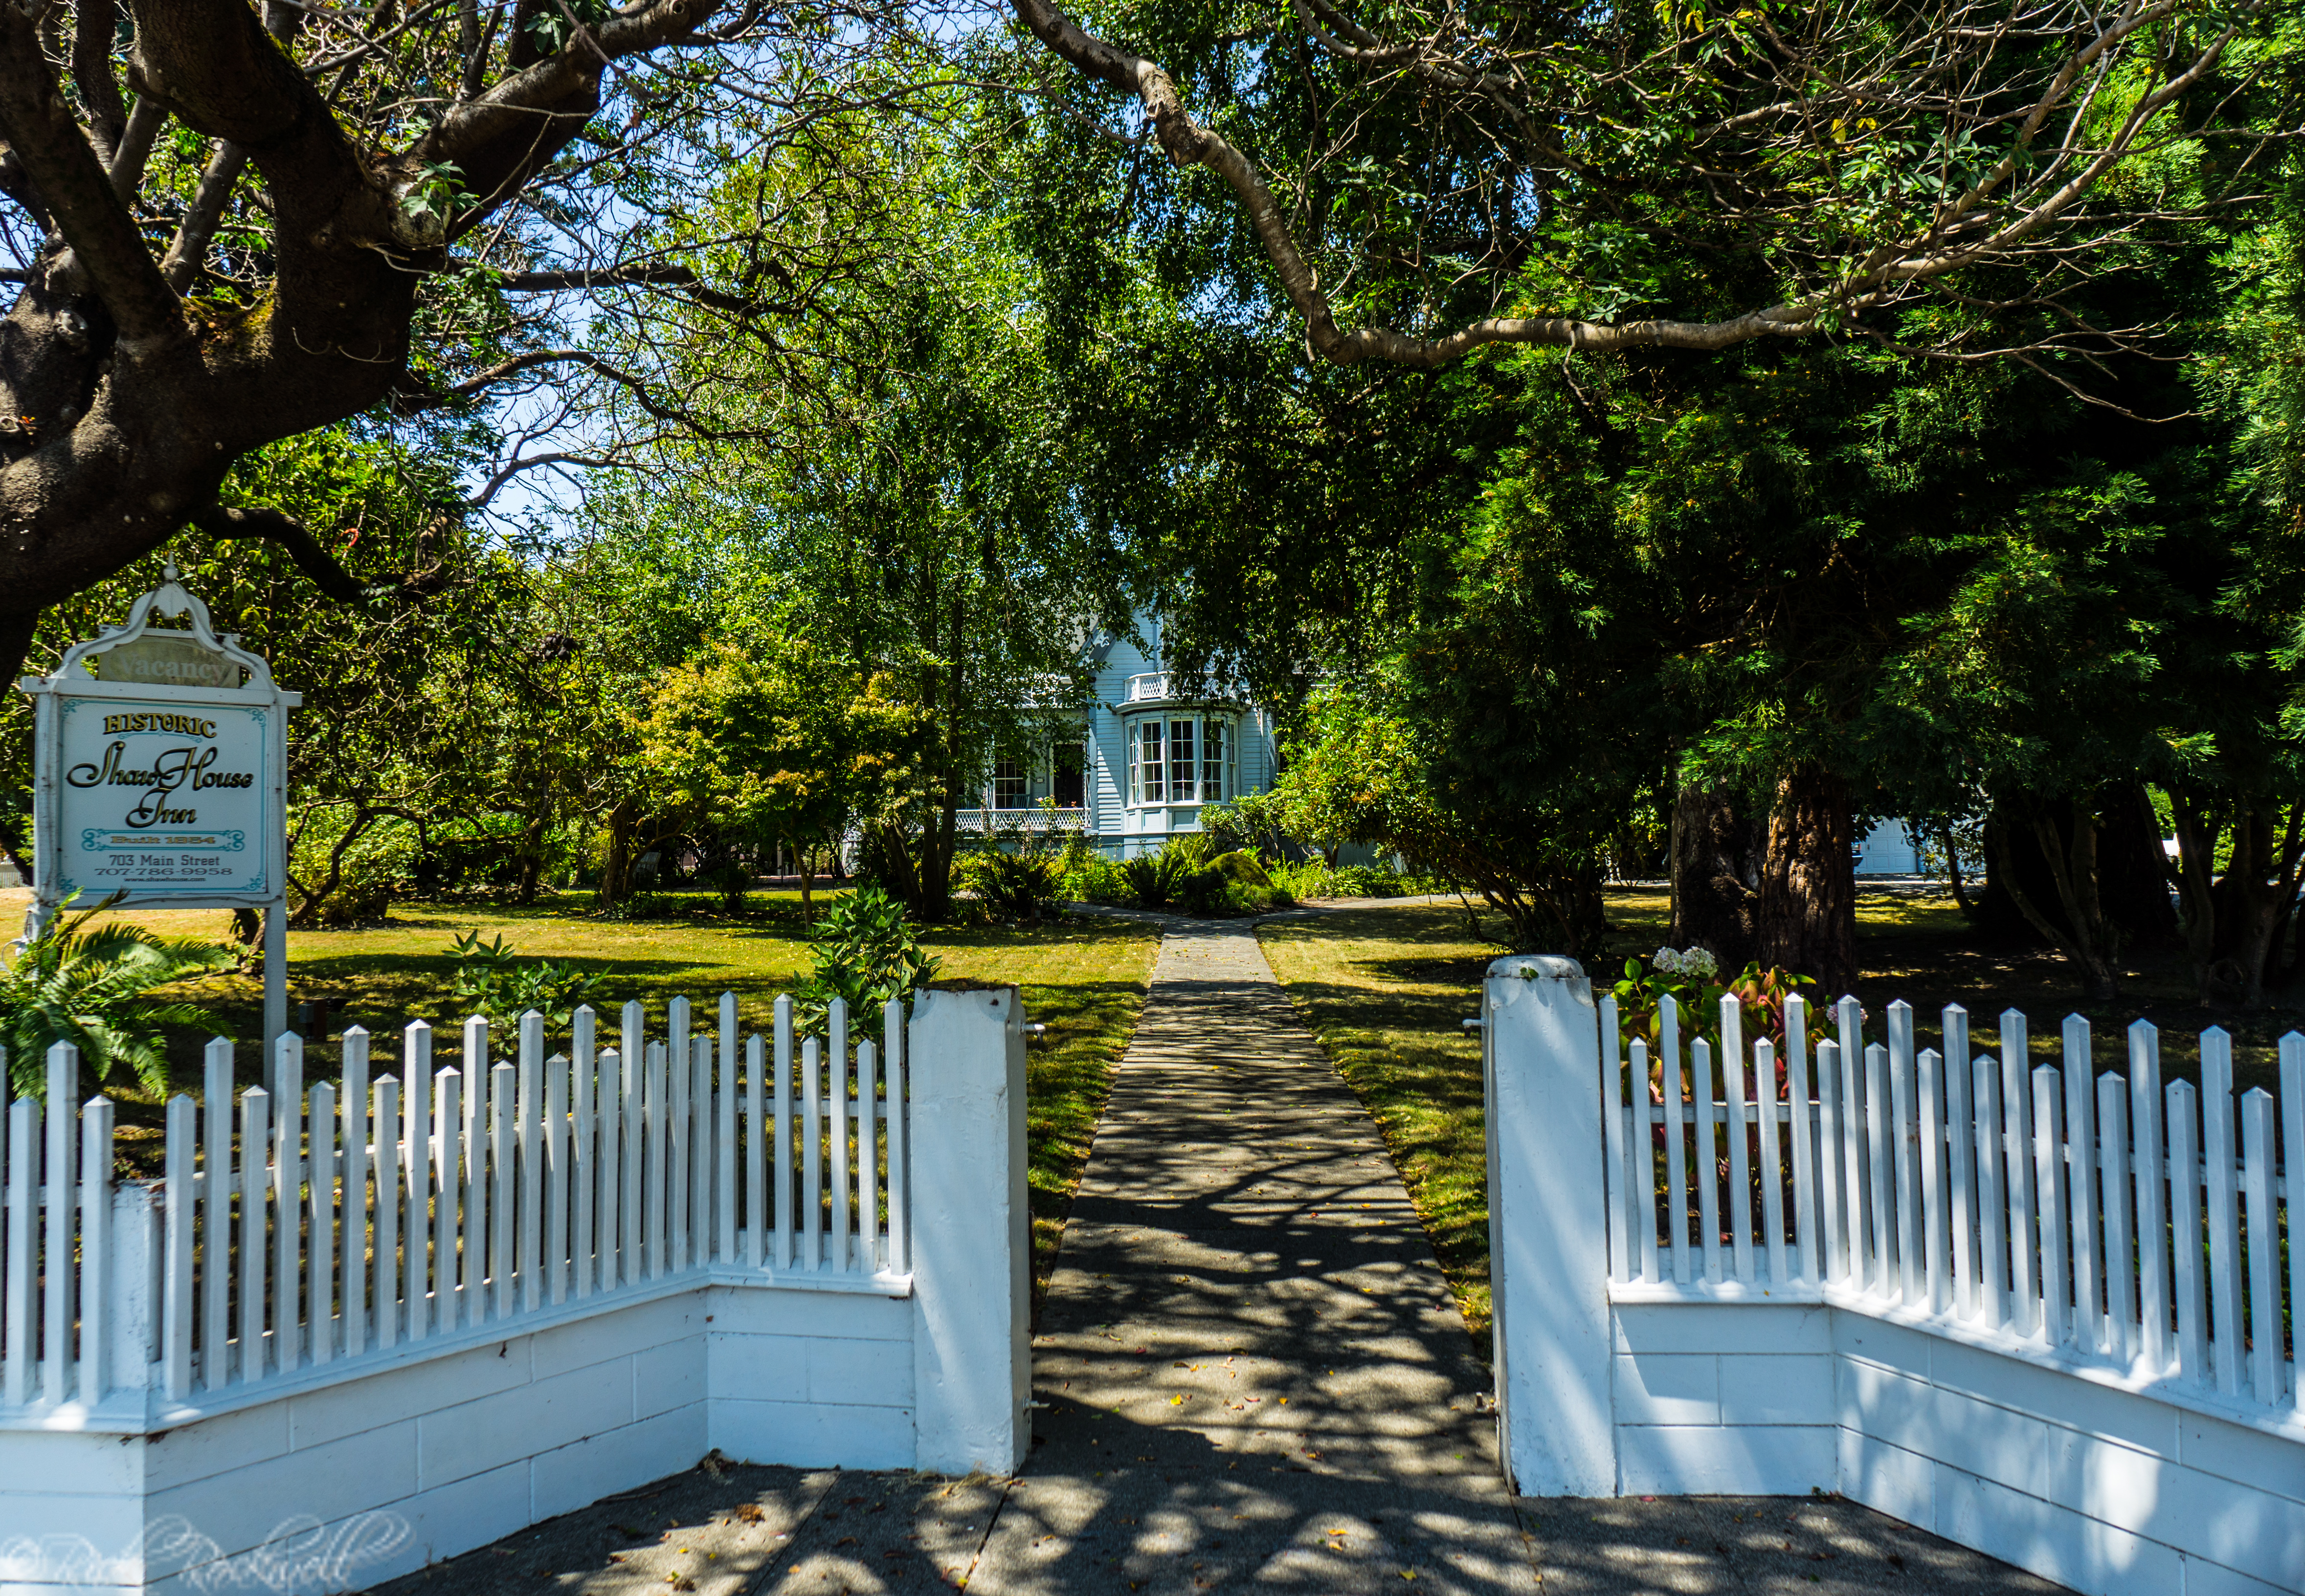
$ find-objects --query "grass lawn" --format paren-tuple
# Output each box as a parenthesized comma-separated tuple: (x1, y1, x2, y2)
(1260, 887, 2305, 1349)
(14, 889, 1159, 1295)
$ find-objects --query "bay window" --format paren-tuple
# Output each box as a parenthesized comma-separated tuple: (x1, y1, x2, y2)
(1123, 713, 1235, 807)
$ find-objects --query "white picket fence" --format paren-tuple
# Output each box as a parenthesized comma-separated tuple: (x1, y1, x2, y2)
(1600, 991, 2300, 1414)
(0, 993, 908, 1413)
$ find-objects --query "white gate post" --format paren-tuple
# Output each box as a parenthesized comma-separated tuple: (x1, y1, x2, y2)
(907, 987, 1030, 1475)
(1485, 954, 1616, 1495)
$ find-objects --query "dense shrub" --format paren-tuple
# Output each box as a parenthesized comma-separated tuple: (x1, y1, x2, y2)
(1060, 854, 1132, 904)
(1208, 849, 1272, 887)
(1267, 859, 1448, 900)
(445, 931, 607, 1033)
(957, 847, 1062, 919)
(796, 887, 941, 1040)
(290, 809, 418, 926)
(1121, 843, 1197, 908)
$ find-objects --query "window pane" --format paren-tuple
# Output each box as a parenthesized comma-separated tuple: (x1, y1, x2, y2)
(1203, 721, 1227, 800)
(992, 757, 1028, 809)
(1169, 718, 1196, 802)
(1141, 720, 1165, 803)
(1126, 724, 1140, 805)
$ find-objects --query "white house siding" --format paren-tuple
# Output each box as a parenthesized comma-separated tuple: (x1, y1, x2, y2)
(1855, 820, 1924, 875)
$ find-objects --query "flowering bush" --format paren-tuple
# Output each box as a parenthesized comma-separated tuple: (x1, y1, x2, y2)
(1647, 944, 1718, 980)
(1612, 946, 1822, 1106)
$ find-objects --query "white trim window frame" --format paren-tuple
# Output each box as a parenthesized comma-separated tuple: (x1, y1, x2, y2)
(1139, 718, 1166, 803)
(1169, 717, 1197, 803)
(1198, 718, 1235, 801)
(992, 755, 1028, 810)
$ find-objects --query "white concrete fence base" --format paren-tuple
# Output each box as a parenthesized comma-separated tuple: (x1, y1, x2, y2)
(1483, 957, 2305, 1596)
(0, 988, 1030, 1596)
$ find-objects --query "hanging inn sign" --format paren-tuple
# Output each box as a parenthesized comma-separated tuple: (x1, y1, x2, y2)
(20, 564, 298, 1043)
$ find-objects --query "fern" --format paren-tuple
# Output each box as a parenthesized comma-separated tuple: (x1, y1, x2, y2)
(0, 893, 235, 1098)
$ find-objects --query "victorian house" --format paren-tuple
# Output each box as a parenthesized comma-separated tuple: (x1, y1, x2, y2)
(969, 614, 1279, 858)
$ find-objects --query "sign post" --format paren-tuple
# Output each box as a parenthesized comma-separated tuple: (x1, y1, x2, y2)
(20, 565, 299, 1069)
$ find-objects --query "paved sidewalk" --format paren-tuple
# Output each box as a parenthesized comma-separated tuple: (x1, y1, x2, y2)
(366, 923, 2069, 1596)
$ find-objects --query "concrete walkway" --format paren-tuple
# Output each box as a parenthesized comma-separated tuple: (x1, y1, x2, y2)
(366, 923, 2068, 1596)
(965, 921, 1525, 1593)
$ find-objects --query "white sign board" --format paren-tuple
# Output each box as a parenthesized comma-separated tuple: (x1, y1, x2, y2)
(21, 566, 299, 1046)
(55, 698, 273, 899)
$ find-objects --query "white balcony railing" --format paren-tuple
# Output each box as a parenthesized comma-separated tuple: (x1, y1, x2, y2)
(1126, 672, 1169, 702)
(958, 807, 1088, 835)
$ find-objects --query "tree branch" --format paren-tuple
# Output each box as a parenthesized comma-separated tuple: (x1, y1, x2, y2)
(464, 448, 614, 509)
(481, 259, 752, 311)
(108, 95, 166, 202)
(0, 12, 183, 348)
(159, 140, 247, 292)
(73, 0, 129, 163)
(194, 502, 368, 601)
(0, 139, 47, 229)
(1008, 0, 2264, 367)
(415, 0, 721, 220)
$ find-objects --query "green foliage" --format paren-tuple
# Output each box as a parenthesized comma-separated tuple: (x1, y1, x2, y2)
(1120, 842, 1292, 917)
(1195, 795, 1291, 860)
(1610, 946, 1820, 1064)
(957, 848, 1062, 920)
(1058, 848, 1132, 905)
(521, 0, 609, 53)
(0, 895, 235, 1097)
(633, 634, 931, 876)
(1120, 843, 1198, 909)
(445, 931, 607, 1033)
(1268, 858, 1444, 902)
(1208, 849, 1271, 887)
(795, 887, 943, 1038)
(1175, 869, 1288, 918)
(290, 809, 418, 927)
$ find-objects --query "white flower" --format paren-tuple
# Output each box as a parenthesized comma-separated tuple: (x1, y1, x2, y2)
(1651, 945, 1717, 979)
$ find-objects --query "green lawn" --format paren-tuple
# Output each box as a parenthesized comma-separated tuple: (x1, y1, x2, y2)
(33, 890, 1158, 1295)
(1261, 888, 2305, 1349)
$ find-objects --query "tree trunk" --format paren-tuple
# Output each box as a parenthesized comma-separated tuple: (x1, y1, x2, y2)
(2095, 782, 2179, 951)
(1668, 780, 1762, 968)
(2171, 795, 2305, 1007)
(1992, 798, 2122, 1001)
(597, 798, 636, 905)
(1941, 826, 1976, 919)
(799, 842, 815, 928)
(515, 809, 547, 905)
(1755, 761, 1858, 992)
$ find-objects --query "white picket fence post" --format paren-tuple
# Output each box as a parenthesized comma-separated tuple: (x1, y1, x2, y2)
(2, 989, 954, 1425)
(1483, 954, 1613, 1496)
(906, 985, 1030, 1476)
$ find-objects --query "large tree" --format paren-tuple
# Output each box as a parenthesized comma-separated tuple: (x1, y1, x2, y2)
(1007, 0, 2282, 366)
(0, 0, 925, 680)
